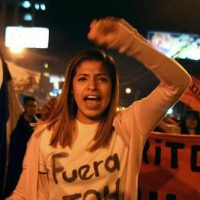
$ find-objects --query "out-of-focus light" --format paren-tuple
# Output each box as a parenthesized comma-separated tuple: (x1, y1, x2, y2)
(116, 106, 126, 112)
(125, 87, 132, 94)
(23, 13, 33, 21)
(40, 3, 46, 11)
(49, 88, 61, 96)
(5, 26, 49, 48)
(43, 72, 49, 77)
(22, 1, 31, 9)
(34, 3, 40, 10)
(49, 75, 65, 83)
(53, 82, 59, 89)
(167, 107, 173, 115)
(60, 77, 65, 82)
(49, 75, 64, 96)
(9, 46, 24, 54)
(49, 91, 57, 97)
(44, 63, 48, 69)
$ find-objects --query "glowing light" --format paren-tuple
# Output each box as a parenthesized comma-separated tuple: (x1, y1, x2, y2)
(116, 106, 126, 112)
(5, 26, 49, 48)
(40, 3, 46, 11)
(49, 75, 65, 96)
(23, 13, 33, 21)
(44, 63, 48, 69)
(49, 75, 65, 83)
(34, 3, 40, 10)
(22, 1, 31, 9)
(125, 87, 132, 94)
(53, 82, 59, 89)
(49, 91, 57, 97)
(9, 46, 24, 54)
(43, 72, 49, 77)
(167, 107, 173, 115)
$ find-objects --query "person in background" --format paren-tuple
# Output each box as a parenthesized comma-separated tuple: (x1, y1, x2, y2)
(4, 95, 38, 198)
(6, 17, 191, 200)
(40, 97, 57, 121)
(180, 110, 200, 134)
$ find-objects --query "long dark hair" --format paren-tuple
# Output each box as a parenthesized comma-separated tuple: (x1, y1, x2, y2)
(180, 110, 200, 134)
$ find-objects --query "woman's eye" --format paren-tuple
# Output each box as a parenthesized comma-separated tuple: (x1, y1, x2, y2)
(78, 77, 87, 81)
(99, 77, 108, 82)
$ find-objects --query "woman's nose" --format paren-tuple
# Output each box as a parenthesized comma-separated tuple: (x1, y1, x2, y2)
(88, 78, 97, 90)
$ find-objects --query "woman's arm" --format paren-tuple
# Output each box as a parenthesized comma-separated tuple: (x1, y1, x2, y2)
(88, 17, 191, 134)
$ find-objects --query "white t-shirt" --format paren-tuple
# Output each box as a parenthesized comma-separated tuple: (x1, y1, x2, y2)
(39, 120, 128, 200)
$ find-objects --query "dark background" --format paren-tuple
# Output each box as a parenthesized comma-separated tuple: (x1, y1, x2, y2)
(2, 0, 200, 105)
(47, 0, 200, 105)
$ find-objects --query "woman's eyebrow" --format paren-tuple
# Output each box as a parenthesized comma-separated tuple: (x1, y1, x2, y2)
(76, 72, 109, 76)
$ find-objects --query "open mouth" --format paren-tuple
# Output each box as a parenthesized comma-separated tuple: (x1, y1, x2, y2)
(84, 95, 101, 102)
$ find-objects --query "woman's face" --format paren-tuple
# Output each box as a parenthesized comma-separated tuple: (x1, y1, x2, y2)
(185, 117, 198, 129)
(72, 60, 112, 123)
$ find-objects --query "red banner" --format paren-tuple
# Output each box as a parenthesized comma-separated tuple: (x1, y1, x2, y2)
(180, 76, 200, 111)
(139, 132, 200, 200)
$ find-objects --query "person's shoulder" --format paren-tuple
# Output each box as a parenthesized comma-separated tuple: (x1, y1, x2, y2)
(32, 123, 53, 138)
(17, 114, 25, 122)
(17, 114, 30, 127)
(11, 114, 27, 135)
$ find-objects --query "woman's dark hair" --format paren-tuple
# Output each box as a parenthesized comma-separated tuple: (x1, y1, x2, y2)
(180, 110, 200, 134)
(23, 95, 37, 106)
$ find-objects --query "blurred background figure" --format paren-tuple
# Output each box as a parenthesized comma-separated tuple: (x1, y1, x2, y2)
(180, 110, 200, 135)
(4, 95, 38, 198)
(155, 116, 181, 133)
(0, 52, 23, 199)
(40, 97, 57, 121)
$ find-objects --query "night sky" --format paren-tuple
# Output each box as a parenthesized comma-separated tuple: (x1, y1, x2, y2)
(46, 0, 200, 67)
(12, 0, 200, 104)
